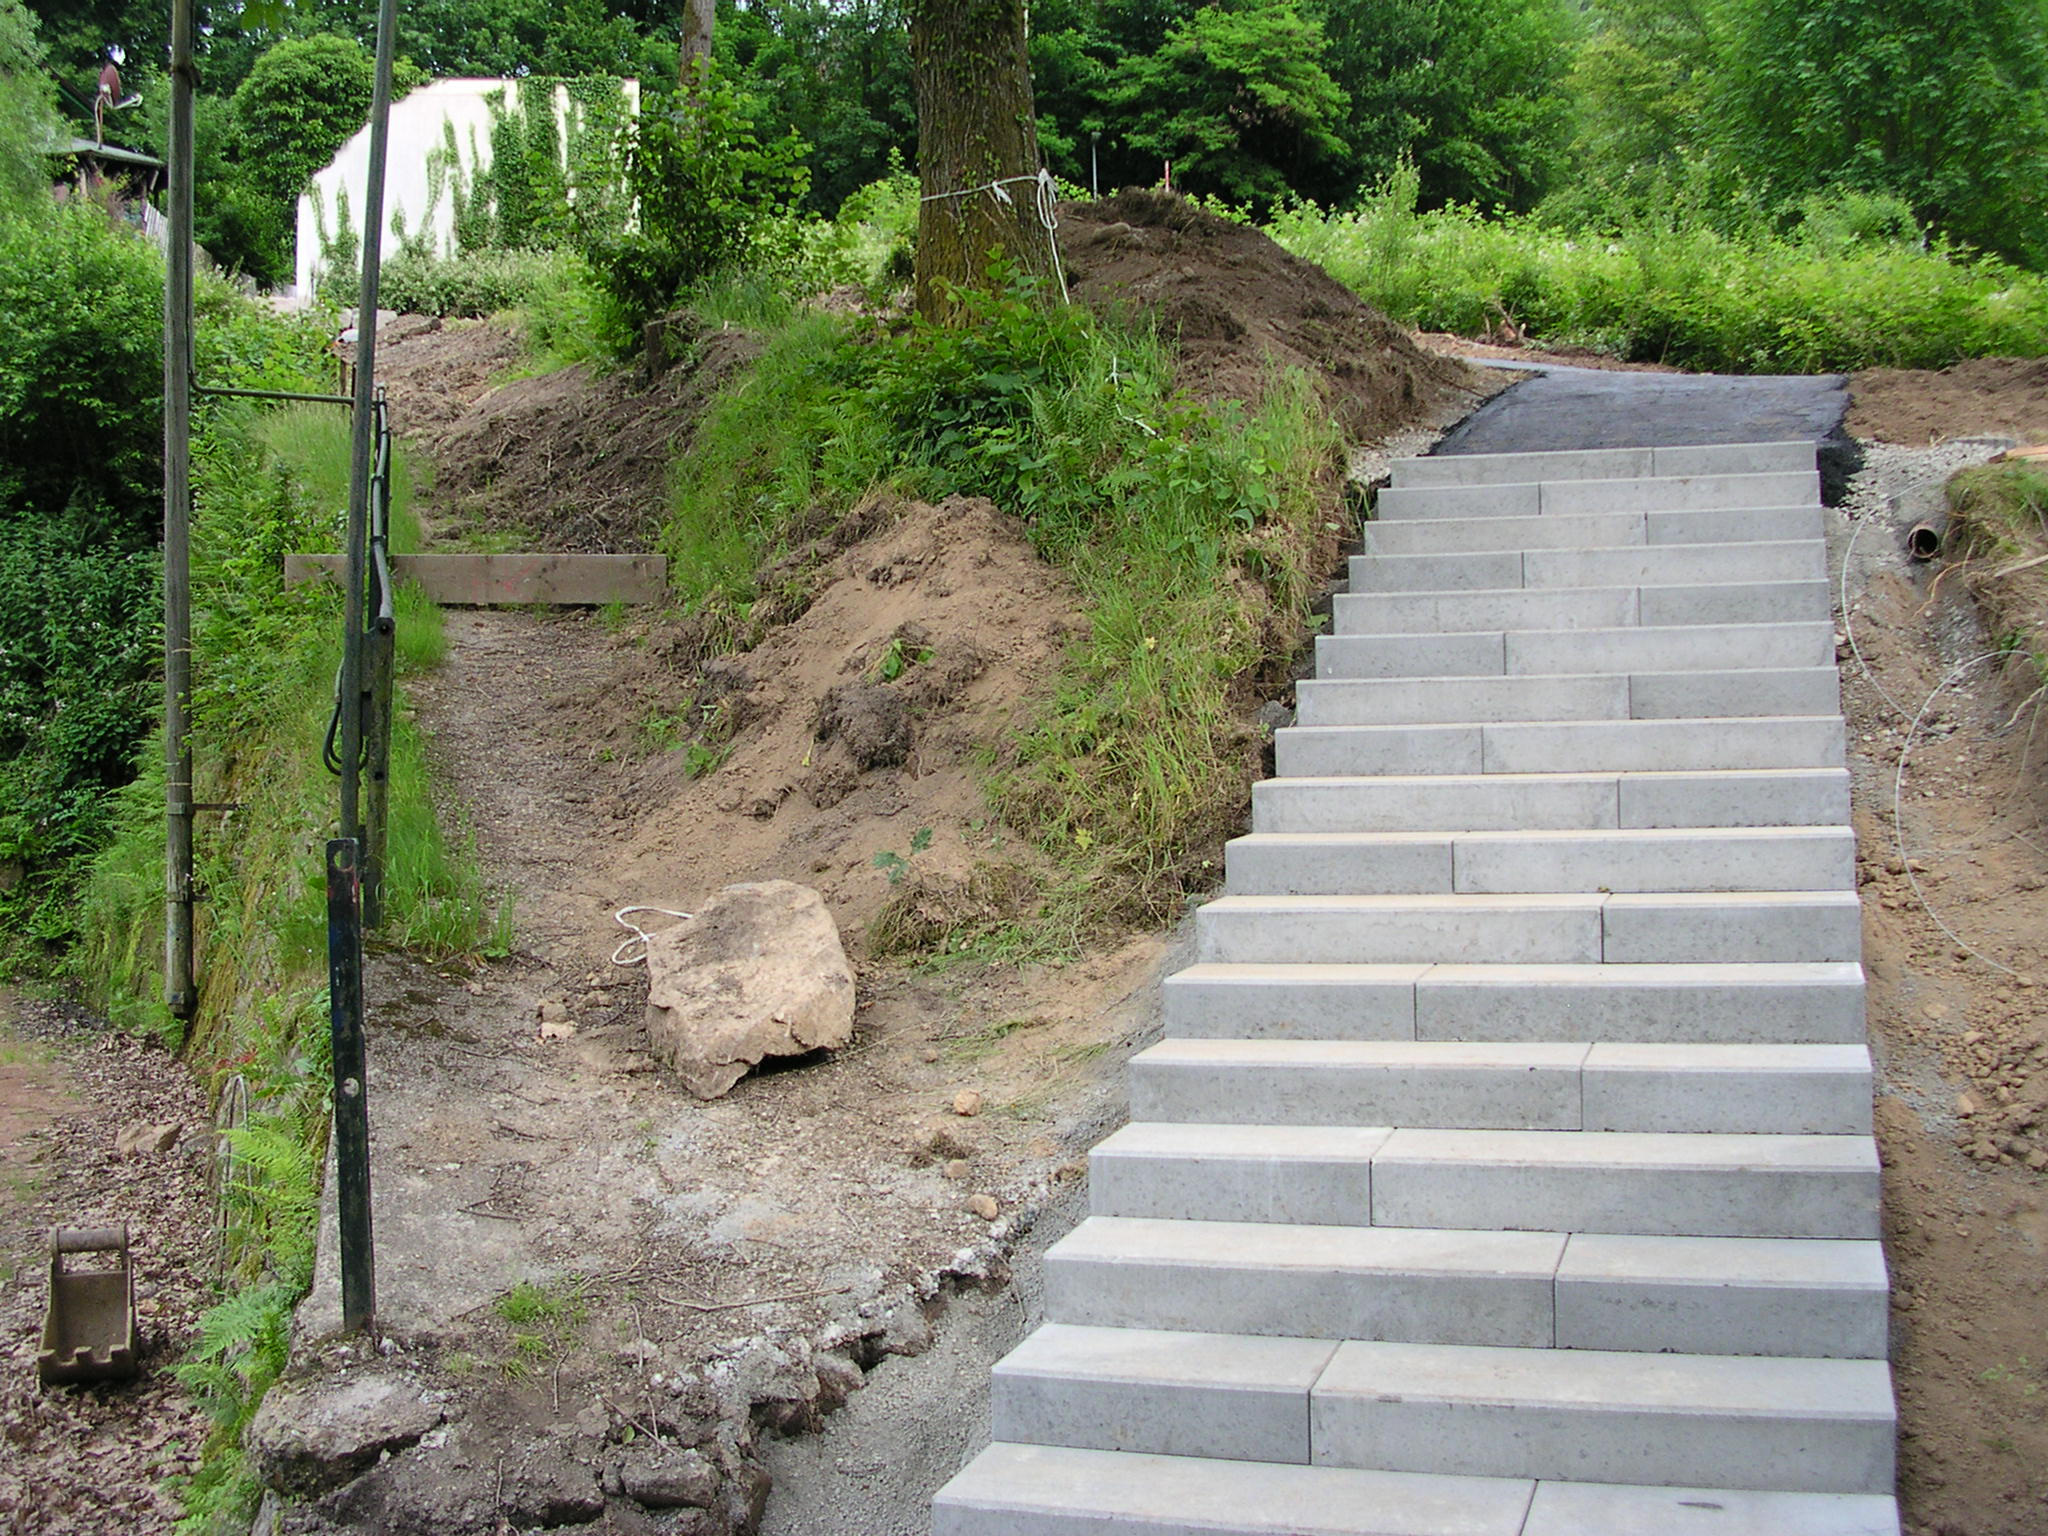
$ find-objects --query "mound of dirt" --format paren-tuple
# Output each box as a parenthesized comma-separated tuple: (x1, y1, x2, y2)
(1061, 190, 1480, 439)
(368, 316, 758, 552)
(1849, 357, 2048, 446)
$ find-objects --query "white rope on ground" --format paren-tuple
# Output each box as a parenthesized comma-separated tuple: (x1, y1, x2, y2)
(919, 167, 1069, 303)
(1894, 650, 2021, 977)
(610, 905, 692, 967)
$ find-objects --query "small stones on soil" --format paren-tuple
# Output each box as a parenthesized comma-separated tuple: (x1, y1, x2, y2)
(967, 1194, 1000, 1221)
(951, 1089, 983, 1117)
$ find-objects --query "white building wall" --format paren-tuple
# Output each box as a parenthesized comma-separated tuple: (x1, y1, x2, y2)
(294, 76, 638, 303)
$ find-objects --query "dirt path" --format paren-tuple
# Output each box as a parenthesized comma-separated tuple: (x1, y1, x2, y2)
(275, 605, 1162, 1531)
(0, 992, 213, 1536)
(1835, 442, 2048, 1536)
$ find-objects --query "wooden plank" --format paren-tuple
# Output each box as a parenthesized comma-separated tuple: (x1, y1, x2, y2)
(1993, 445, 2048, 464)
(284, 553, 668, 605)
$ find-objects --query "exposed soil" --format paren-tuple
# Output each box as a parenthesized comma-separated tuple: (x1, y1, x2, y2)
(1062, 190, 1482, 439)
(368, 313, 759, 553)
(0, 992, 214, 1536)
(1836, 442, 2048, 1536)
(1849, 358, 2048, 448)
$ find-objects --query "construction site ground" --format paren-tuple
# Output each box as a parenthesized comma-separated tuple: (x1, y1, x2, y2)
(6, 230, 2048, 1532)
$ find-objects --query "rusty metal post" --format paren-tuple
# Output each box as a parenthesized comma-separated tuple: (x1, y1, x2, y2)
(162, 0, 197, 1020)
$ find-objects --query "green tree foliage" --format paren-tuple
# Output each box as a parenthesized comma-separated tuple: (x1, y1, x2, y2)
(230, 34, 380, 210)
(0, 0, 59, 219)
(1322, 0, 1578, 212)
(578, 68, 811, 343)
(1717, 0, 2048, 266)
(1108, 1, 1349, 208)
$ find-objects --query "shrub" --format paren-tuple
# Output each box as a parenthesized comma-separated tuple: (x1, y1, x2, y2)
(379, 246, 584, 318)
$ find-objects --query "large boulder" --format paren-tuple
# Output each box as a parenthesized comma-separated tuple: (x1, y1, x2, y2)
(644, 881, 856, 1099)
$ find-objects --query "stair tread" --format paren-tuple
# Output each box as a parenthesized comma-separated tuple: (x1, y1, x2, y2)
(934, 1443, 1900, 1535)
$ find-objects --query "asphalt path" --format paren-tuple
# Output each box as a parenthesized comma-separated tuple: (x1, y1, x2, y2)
(1434, 360, 1861, 501)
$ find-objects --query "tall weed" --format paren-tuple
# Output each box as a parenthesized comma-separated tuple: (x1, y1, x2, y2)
(1271, 167, 2048, 371)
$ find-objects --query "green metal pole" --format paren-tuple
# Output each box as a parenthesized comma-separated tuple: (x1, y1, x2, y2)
(162, 0, 196, 1021)
(341, 0, 399, 847)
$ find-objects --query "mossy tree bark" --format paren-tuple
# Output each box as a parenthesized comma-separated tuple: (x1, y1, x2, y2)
(679, 0, 713, 87)
(907, 0, 1058, 322)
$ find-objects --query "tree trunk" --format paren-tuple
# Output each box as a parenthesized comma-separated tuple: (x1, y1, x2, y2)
(679, 0, 714, 87)
(907, 0, 1058, 321)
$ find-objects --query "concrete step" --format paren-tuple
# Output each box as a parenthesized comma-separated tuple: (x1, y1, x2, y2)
(1124, 1043, 1873, 1138)
(1161, 961, 1868, 1044)
(1252, 768, 1852, 833)
(1361, 504, 1824, 556)
(993, 1323, 1335, 1465)
(1196, 891, 1862, 966)
(1293, 668, 1840, 726)
(1093, 1119, 1876, 1231)
(1388, 441, 1818, 489)
(986, 1326, 1893, 1490)
(1044, 1217, 1889, 1356)
(1225, 826, 1855, 896)
(1348, 540, 1823, 594)
(1375, 469, 1821, 521)
(1316, 621, 1835, 678)
(1332, 580, 1831, 634)
(1373, 1127, 1878, 1239)
(934, 1443, 1900, 1536)
(933, 1442, 1542, 1536)
(1275, 716, 1845, 778)
(1311, 1341, 1894, 1493)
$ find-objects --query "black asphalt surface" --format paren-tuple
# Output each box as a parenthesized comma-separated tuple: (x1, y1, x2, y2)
(1433, 361, 1861, 502)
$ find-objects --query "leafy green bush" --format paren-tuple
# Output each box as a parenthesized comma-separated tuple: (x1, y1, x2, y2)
(578, 70, 811, 348)
(379, 245, 584, 319)
(1270, 165, 2048, 371)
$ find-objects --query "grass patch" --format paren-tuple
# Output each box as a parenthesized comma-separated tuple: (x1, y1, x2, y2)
(660, 273, 1343, 949)
(1269, 164, 2048, 372)
(1947, 463, 2048, 702)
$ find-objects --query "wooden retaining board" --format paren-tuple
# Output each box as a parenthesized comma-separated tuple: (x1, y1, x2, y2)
(284, 553, 667, 605)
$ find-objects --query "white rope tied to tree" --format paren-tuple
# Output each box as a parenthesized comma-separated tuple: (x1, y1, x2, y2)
(919, 166, 1069, 302)
(611, 905, 692, 967)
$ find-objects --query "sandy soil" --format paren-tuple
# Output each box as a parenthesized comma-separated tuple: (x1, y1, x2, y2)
(1836, 441, 2048, 1536)
(1849, 359, 2048, 448)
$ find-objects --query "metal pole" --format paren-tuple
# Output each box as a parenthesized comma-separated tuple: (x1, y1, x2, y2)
(1091, 132, 1099, 200)
(162, 0, 197, 1021)
(362, 395, 394, 928)
(340, 0, 399, 847)
(325, 839, 374, 1331)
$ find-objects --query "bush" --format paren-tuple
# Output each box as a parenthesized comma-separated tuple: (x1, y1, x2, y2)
(379, 246, 585, 318)
(578, 70, 811, 349)
(1270, 166, 2048, 372)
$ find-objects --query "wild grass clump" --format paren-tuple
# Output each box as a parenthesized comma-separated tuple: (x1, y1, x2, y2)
(663, 273, 1344, 943)
(1948, 463, 2048, 695)
(1270, 164, 2048, 373)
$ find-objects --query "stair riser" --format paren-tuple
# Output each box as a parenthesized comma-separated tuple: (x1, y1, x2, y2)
(1162, 968, 1869, 1044)
(1308, 1394, 1893, 1496)
(1389, 442, 1816, 489)
(1294, 669, 1840, 726)
(1317, 622, 1834, 678)
(1125, 1060, 1872, 1137)
(1252, 771, 1850, 833)
(1197, 899, 1862, 967)
(1349, 541, 1823, 594)
(1376, 470, 1820, 520)
(1276, 717, 1845, 777)
(993, 1373, 1322, 1467)
(1369, 1162, 1880, 1240)
(1333, 581, 1832, 633)
(1557, 1243, 1890, 1359)
(1225, 830, 1855, 896)
(1361, 504, 1824, 556)
(1044, 1253, 1886, 1360)
(1044, 1255, 1558, 1349)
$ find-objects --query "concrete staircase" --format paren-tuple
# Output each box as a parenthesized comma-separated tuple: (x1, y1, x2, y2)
(932, 442, 1898, 1536)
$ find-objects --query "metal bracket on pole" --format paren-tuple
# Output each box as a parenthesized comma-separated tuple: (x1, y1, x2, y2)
(326, 839, 375, 1332)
